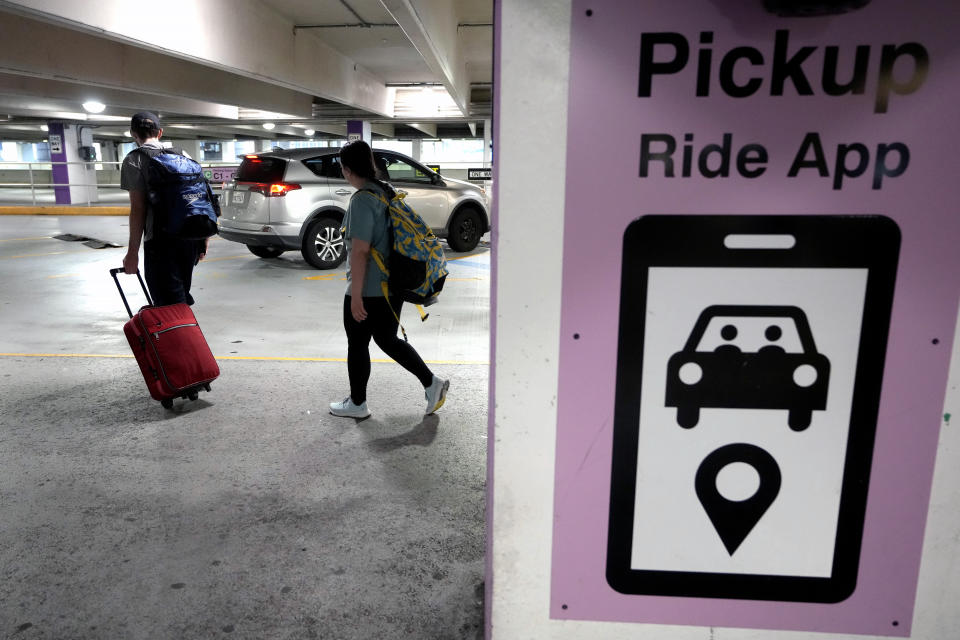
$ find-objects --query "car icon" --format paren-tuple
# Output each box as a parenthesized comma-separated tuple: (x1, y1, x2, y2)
(665, 305, 830, 431)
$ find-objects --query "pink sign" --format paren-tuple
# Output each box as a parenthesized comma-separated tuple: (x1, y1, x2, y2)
(203, 166, 238, 184)
(551, 0, 959, 636)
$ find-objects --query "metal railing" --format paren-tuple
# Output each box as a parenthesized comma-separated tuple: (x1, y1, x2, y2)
(0, 160, 238, 206)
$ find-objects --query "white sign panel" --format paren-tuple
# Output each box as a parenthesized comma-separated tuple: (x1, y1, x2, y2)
(48, 134, 62, 155)
(607, 215, 899, 603)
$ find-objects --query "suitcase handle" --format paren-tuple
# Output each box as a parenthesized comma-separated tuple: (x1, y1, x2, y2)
(110, 267, 153, 318)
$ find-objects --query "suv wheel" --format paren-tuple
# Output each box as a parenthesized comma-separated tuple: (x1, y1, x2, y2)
(247, 245, 284, 259)
(302, 216, 346, 269)
(447, 206, 482, 252)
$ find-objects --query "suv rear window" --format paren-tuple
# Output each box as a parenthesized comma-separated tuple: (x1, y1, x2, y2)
(303, 155, 343, 179)
(236, 156, 286, 183)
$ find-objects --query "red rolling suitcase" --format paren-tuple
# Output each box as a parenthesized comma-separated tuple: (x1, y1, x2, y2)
(110, 268, 219, 408)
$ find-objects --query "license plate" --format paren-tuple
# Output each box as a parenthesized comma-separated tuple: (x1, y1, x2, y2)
(232, 191, 245, 204)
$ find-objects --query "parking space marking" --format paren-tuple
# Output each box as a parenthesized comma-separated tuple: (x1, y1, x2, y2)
(0, 353, 489, 365)
(46, 273, 80, 279)
(0, 236, 53, 242)
(303, 274, 345, 281)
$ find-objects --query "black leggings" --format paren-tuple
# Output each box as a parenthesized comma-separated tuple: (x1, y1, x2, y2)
(343, 295, 433, 404)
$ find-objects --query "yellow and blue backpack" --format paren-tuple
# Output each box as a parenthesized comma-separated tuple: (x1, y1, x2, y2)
(362, 187, 449, 333)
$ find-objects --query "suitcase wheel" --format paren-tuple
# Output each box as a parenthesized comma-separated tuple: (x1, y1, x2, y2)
(161, 398, 174, 409)
(188, 391, 199, 401)
(204, 383, 212, 392)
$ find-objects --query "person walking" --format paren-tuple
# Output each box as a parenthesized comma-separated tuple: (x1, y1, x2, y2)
(120, 111, 209, 305)
(329, 140, 449, 419)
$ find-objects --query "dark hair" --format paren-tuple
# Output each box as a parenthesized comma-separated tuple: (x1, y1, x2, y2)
(132, 122, 160, 140)
(339, 140, 393, 194)
(130, 111, 162, 141)
(339, 140, 377, 180)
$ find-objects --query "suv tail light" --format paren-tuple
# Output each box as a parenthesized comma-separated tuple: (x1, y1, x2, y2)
(245, 182, 302, 197)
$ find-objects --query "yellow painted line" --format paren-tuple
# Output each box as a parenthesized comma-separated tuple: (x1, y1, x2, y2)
(303, 274, 346, 281)
(0, 352, 489, 365)
(0, 236, 52, 242)
(47, 273, 80, 279)
(0, 206, 128, 216)
(445, 277, 486, 281)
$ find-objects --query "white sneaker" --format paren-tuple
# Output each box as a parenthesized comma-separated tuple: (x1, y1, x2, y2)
(424, 376, 450, 416)
(329, 396, 371, 418)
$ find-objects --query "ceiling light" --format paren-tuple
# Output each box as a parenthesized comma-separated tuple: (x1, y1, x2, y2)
(40, 124, 48, 131)
(124, 130, 131, 138)
(82, 101, 106, 114)
(304, 129, 315, 136)
(262, 122, 275, 130)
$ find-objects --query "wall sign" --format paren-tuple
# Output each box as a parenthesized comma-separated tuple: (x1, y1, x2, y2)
(550, 0, 960, 636)
(468, 167, 492, 180)
(48, 134, 62, 154)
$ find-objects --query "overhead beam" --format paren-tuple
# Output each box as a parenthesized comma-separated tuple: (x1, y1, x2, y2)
(407, 122, 437, 137)
(380, 0, 470, 115)
(0, 73, 240, 120)
(0, 0, 395, 117)
(371, 124, 396, 138)
(0, 11, 312, 118)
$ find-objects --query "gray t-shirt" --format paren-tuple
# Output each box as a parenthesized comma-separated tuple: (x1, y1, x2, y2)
(120, 142, 190, 242)
(343, 181, 391, 297)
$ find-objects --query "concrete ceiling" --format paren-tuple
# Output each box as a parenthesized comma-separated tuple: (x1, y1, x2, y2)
(0, 0, 493, 143)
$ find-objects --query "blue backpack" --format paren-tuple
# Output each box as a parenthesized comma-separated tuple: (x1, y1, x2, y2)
(138, 147, 220, 238)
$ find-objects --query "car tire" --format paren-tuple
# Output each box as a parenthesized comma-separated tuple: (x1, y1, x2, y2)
(447, 206, 482, 252)
(301, 216, 346, 269)
(676, 406, 699, 429)
(246, 245, 284, 259)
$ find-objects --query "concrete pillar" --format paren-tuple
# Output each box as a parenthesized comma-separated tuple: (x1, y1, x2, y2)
(411, 139, 422, 162)
(100, 141, 119, 164)
(47, 121, 98, 205)
(483, 119, 492, 166)
(257, 139, 274, 152)
(221, 140, 237, 163)
(347, 120, 371, 144)
(174, 140, 202, 160)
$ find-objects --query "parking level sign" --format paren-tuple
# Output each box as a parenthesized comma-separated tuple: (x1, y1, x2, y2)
(607, 215, 900, 603)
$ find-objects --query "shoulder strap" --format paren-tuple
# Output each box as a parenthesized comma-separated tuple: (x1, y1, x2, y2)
(136, 146, 184, 159)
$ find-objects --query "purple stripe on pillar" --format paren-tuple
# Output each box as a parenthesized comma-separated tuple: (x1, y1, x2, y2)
(48, 122, 71, 204)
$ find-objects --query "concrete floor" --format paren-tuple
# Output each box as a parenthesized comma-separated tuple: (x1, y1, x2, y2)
(0, 215, 490, 639)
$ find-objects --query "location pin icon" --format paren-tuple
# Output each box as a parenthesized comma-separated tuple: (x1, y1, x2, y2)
(695, 443, 782, 555)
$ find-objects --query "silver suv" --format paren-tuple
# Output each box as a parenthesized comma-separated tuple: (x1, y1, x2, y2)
(217, 147, 490, 269)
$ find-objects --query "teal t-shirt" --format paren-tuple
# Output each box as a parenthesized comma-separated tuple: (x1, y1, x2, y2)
(343, 181, 390, 297)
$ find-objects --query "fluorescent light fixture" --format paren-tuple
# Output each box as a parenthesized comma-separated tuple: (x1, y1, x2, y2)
(262, 122, 275, 130)
(304, 129, 315, 136)
(40, 124, 48, 131)
(124, 130, 131, 138)
(82, 101, 106, 114)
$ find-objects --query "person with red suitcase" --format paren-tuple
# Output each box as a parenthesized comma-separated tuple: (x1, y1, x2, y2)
(116, 110, 221, 408)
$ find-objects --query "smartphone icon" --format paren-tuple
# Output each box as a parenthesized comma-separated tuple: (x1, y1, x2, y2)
(606, 215, 900, 603)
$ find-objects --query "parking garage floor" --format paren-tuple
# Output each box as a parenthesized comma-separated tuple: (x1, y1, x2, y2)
(0, 215, 490, 639)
